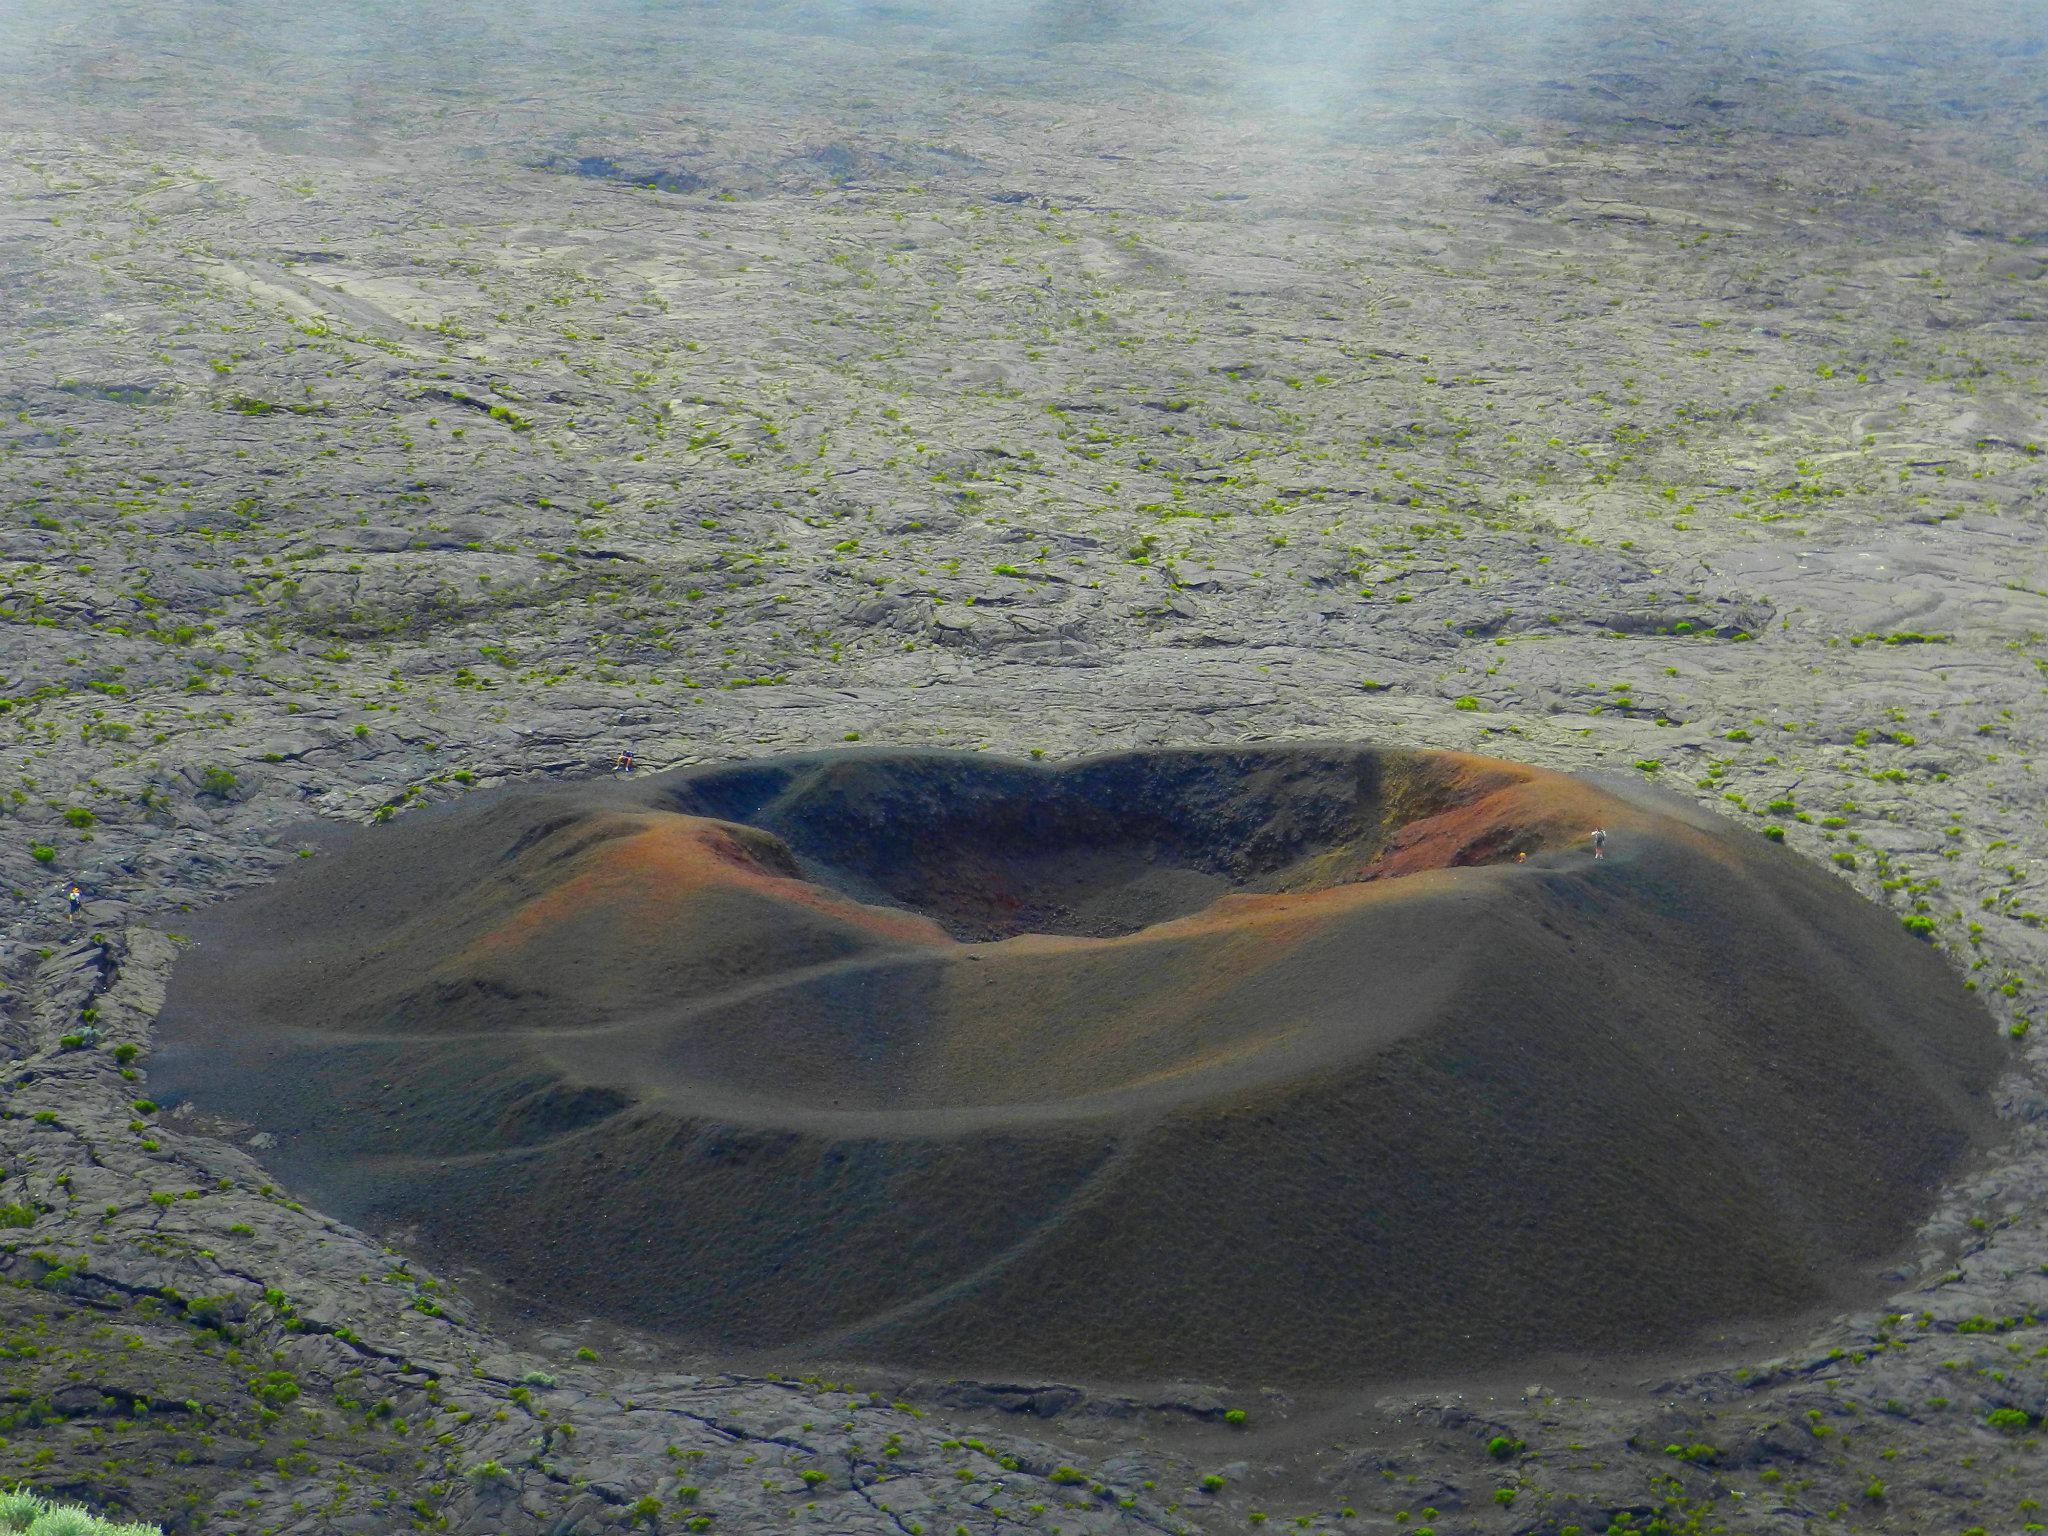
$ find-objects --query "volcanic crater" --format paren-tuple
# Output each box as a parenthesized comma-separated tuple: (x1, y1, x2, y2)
(155, 746, 2001, 1383)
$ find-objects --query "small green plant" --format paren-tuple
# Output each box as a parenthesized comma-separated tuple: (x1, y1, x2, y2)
(1200, 1474, 1226, 1492)
(1486, 1436, 1523, 1460)
(466, 1460, 513, 1486)
(29, 844, 55, 864)
(197, 767, 239, 798)
(1223, 1408, 1247, 1426)
(248, 1371, 300, 1408)
(1762, 825, 1786, 842)
(1987, 1407, 2031, 1433)
(0, 1487, 161, 1535)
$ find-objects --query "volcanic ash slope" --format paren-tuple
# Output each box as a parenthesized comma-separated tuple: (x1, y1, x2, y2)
(155, 746, 2000, 1384)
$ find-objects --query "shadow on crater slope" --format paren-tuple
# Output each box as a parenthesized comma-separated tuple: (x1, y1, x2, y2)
(154, 746, 2001, 1384)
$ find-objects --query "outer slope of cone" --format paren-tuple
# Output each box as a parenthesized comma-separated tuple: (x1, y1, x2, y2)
(155, 747, 2000, 1383)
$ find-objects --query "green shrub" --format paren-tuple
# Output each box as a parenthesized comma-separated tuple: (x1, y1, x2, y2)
(1452, 696, 1480, 711)
(0, 1204, 37, 1228)
(0, 1486, 162, 1536)
(29, 845, 55, 864)
(248, 1371, 299, 1408)
(1986, 1407, 2030, 1432)
(1761, 825, 1785, 842)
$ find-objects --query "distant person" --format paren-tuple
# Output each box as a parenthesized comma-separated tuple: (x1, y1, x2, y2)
(65, 884, 82, 914)
(1591, 828, 1607, 860)
(614, 750, 635, 775)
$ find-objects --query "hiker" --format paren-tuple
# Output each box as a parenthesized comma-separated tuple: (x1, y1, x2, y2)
(65, 884, 82, 915)
(614, 749, 635, 775)
(1591, 828, 1607, 860)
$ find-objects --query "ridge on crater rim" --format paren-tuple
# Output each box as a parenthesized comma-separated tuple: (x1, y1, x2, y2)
(154, 745, 2000, 1384)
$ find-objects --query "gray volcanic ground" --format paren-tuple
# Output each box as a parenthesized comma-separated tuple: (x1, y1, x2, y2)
(0, 2, 2046, 1534)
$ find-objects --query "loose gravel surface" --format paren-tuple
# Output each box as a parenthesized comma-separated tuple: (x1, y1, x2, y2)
(2, 2, 2047, 1532)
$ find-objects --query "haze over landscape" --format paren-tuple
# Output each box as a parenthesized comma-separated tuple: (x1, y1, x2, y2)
(1, 3, 2047, 1534)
